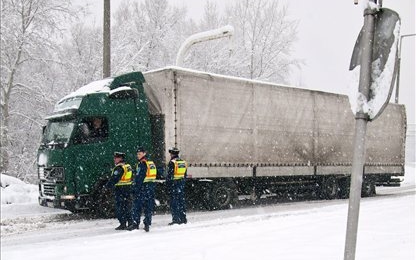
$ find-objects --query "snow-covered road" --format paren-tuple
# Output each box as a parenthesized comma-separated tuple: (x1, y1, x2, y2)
(1, 183, 415, 260)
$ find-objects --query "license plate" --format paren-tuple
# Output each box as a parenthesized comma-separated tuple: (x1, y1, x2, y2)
(47, 202, 54, 207)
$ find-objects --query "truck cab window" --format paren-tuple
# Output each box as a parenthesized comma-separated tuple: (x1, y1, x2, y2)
(42, 121, 75, 145)
(76, 117, 108, 144)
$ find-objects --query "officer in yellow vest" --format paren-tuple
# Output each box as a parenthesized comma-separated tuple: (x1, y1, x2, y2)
(106, 152, 133, 230)
(167, 147, 187, 225)
(128, 147, 157, 232)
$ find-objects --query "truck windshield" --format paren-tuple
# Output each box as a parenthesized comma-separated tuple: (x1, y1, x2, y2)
(42, 121, 75, 145)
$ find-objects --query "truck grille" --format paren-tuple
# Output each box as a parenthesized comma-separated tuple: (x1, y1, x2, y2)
(42, 167, 65, 182)
(42, 183, 56, 196)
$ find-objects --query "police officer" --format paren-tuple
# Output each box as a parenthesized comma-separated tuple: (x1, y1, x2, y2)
(106, 152, 133, 230)
(128, 147, 157, 232)
(166, 147, 187, 225)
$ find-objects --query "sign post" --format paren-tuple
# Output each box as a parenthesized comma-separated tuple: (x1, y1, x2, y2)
(344, 1, 400, 259)
(344, 5, 375, 259)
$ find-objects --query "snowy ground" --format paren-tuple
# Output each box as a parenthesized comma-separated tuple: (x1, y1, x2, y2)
(1, 165, 415, 260)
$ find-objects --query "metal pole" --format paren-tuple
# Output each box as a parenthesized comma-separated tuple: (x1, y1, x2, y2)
(344, 4, 376, 260)
(395, 33, 416, 103)
(103, 0, 111, 78)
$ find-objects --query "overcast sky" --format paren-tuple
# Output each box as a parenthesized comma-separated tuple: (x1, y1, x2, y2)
(80, 0, 415, 124)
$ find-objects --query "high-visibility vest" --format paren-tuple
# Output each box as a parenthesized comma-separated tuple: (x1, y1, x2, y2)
(143, 160, 157, 183)
(115, 163, 133, 186)
(173, 159, 187, 180)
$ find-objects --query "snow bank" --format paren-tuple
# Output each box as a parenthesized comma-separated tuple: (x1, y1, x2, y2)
(1, 174, 38, 205)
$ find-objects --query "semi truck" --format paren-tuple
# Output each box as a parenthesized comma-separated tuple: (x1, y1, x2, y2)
(38, 67, 406, 214)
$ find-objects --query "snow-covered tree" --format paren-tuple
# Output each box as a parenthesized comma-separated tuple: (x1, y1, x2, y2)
(0, 0, 72, 177)
(182, 1, 232, 72)
(111, 0, 189, 74)
(1, 0, 300, 182)
(232, 0, 299, 82)
(184, 0, 299, 83)
(58, 22, 103, 92)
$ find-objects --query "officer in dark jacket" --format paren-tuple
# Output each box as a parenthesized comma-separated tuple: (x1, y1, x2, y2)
(106, 152, 133, 230)
(128, 147, 157, 232)
(166, 147, 187, 225)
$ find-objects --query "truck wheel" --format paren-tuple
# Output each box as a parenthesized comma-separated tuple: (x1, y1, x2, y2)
(209, 182, 238, 210)
(249, 188, 263, 204)
(320, 177, 340, 200)
(199, 183, 214, 210)
(361, 181, 376, 197)
(338, 178, 350, 199)
(90, 183, 114, 218)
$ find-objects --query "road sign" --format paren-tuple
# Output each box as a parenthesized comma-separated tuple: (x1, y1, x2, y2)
(350, 8, 401, 120)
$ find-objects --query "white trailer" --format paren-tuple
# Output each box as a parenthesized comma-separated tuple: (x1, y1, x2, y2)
(143, 67, 406, 209)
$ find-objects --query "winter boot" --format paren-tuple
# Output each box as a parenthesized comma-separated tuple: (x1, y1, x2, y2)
(127, 223, 139, 231)
(144, 225, 150, 232)
(115, 224, 127, 230)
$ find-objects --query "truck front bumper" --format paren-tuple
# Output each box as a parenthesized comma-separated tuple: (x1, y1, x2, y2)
(38, 195, 89, 212)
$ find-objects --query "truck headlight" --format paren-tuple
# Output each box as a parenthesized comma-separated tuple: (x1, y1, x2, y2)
(60, 195, 75, 200)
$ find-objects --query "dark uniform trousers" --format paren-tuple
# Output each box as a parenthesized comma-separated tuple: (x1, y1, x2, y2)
(114, 185, 132, 226)
(170, 180, 186, 224)
(131, 182, 155, 226)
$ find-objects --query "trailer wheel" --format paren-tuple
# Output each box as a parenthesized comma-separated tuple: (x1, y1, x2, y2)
(197, 183, 214, 210)
(361, 181, 376, 197)
(320, 177, 340, 200)
(338, 178, 350, 199)
(209, 182, 238, 210)
(249, 188, 263, 204)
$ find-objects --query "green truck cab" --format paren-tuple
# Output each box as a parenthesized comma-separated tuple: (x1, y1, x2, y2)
(37, 72, 156, 213)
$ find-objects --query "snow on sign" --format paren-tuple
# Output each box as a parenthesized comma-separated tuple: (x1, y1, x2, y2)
(349, 8, 401, 120)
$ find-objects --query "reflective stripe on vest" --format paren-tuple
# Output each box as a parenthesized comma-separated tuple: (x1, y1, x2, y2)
(173, 160, 187, 180)
(115, 163, 133, 186)
(144, 161, 157, 183)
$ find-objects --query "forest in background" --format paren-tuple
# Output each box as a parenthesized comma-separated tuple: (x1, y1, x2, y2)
(0, 0, 299, 181)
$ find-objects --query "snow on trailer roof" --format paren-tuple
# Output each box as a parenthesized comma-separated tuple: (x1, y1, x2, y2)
(144, 66, 344, 96)
(58, 66, 342, 107)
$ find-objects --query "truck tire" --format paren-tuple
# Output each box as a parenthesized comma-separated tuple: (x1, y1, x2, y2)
(209, 182, 238, 210)
(90, 181, 114, 218)
(249, 187, 263, 204)
(320, 177, 340, 200)
(361, 180, 376, 197)
(338, 178, 350, 199)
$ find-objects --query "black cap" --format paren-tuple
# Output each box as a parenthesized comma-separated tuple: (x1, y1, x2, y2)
(137, 147, 146, 153)
(168, 147, 180, 154)
(114, 152, 125, 159)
